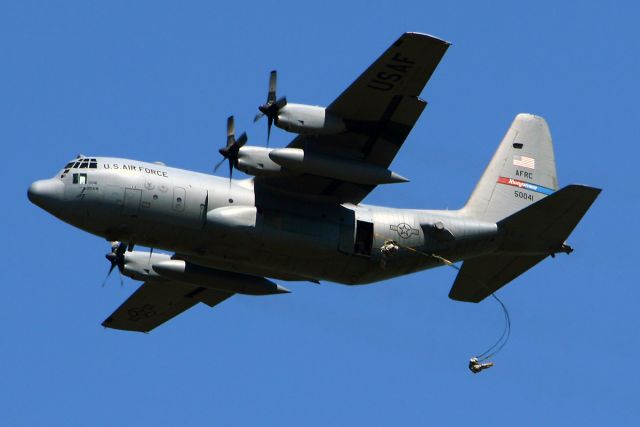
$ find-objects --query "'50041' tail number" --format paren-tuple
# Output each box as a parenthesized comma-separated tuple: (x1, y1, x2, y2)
(514, 190, 534, 201)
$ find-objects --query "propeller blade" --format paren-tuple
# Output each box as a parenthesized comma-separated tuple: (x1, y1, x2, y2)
(214, 157, 226, 172)
(102, 241, 127, 287)
(227, 116, 235, 147)
(236, 132, 248, 147)
(276, 96, 287, 109)
(268, 70, 277, 103)
(216, 116, 247, 181)
(257, 71, 285, 146)
(102, 262, 117, 287)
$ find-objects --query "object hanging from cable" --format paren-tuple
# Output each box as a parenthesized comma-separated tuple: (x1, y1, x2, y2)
(254, 70, 287, 145)
(376, 237, 513, 374)
(468, 292, 511, 370)
(427, 253, 512, 373)
(469, 357, 494, 374)
(214, 115, 248, 182)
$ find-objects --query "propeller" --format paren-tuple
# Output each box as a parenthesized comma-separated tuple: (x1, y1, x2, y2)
(254, 70, 287, 145)
(103, 241, 127, 287)
(214, 116, 247, 182)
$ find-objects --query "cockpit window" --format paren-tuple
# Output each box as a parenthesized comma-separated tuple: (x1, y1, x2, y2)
(66, 158, 98, 169)
(72, 173, 87, 184)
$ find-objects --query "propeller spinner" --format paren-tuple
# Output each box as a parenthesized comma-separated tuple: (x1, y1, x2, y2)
(214, 116, 247, 182)
(254, 70, 287, 145)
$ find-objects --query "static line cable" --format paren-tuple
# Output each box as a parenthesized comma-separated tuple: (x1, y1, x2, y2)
(427, 252, 511, 363)
(474, 293, 511, 362)
(377, 237, 512, 370)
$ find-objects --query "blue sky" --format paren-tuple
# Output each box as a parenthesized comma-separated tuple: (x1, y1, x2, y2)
(2, 1, 638, 425)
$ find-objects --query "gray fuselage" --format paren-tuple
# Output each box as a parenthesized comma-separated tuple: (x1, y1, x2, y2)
(29, 157, 499, 285)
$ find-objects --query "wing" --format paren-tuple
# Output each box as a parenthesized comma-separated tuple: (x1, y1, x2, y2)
(327, 32, 450, 120)
(256, 32, 450, 204)
(102, 280, 233, 333)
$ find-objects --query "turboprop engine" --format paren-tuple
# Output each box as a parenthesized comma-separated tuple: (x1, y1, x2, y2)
(254, 70, 346, 142)
(232, 145, 409, 185)
(102, 243, 289, 295)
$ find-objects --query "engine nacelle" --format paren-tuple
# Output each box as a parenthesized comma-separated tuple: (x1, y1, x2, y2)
(236, 146, 282, 176)
(276, 104, 346, 135)
(269, 148, 409, 185)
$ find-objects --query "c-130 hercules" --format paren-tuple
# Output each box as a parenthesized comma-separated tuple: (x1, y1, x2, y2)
(28, 33, 600, 332)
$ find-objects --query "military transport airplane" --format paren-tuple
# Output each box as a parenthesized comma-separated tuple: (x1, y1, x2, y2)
(27, 32, 600, 333)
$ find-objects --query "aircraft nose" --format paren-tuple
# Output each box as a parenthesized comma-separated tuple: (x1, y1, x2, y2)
(28, 179, 64, 211)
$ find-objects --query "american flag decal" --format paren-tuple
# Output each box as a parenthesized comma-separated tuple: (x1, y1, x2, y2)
(513, 155, 535, 169)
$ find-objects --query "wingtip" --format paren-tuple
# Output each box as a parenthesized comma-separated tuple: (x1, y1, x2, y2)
(403, 32, 452, 46)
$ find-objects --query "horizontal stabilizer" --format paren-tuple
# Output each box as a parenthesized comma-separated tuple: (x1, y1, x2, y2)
(449, 254, 546, 302)
(498, 184, 601, 254)
(450, 184, 601, 302)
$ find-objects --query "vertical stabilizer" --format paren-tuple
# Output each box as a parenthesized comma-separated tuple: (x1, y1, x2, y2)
(462, 114, 558, 222)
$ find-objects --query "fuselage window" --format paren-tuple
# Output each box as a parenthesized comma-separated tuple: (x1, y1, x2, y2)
(89, 162, 97, 168)
(79, 159, 89, 168)
(72, 162, 80, 168)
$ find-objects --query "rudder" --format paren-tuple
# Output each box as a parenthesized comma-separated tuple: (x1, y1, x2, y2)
(462, 114, 558, 222)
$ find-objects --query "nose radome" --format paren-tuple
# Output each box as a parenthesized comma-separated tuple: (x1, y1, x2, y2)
(27, 179, 64, 210)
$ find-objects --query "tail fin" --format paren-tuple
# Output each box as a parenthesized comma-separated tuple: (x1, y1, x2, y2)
(462, 114, 558, 222)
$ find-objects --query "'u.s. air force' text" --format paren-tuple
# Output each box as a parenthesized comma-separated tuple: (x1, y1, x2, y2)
(103, 163, 168, 177)
(367, 53, 416, 91)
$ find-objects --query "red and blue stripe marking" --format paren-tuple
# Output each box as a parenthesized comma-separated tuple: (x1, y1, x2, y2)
(497, 176, 555, 195)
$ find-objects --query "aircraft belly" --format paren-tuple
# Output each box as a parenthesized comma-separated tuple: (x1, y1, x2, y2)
(71, 171, 500, 286)
(98, 204, 441, 285)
